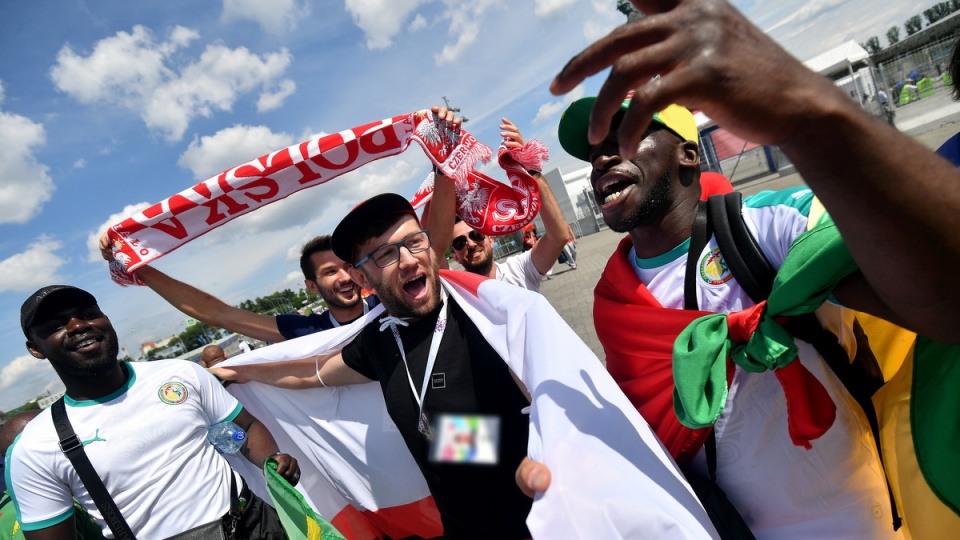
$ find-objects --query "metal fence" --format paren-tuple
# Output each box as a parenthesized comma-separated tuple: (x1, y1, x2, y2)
(877, 32, 956, 105)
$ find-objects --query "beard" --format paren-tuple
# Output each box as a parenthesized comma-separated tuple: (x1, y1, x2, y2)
(371, 252, 442, 321)
(318, 281, 361, 310)
(52, 331, 121, 378)
(605, 172, 673, 233)
(459, 247, 494, 276)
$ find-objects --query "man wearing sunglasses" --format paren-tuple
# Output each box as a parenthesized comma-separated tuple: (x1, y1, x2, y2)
(430, 111, 570, 292)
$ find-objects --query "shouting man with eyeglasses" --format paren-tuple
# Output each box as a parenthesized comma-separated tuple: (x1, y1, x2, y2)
(426, 107, 570, 292)
(212, 193, 536, 538)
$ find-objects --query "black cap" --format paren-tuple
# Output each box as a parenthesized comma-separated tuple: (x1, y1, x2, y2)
(331, 193, 416, 264)
(21, 285, 98, 337)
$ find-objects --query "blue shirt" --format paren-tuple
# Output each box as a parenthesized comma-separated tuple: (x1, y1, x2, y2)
(937, 132, 960, 167)
(275, 295, 380, 339)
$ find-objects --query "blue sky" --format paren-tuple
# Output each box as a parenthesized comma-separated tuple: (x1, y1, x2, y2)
(0, 0, 921, 410)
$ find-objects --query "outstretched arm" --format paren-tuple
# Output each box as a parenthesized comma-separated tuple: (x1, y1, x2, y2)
(550, 0, 960, 341)
(209, 352, 371, 389)
(501, 118, 568, 275)
(101, 231, 286, 342)
(136, 265, 287, 343)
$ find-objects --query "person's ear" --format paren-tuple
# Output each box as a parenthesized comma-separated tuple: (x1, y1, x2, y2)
(678, 140, 700, 168)
(677, 140, 701, 188)
(26, 340, 45, 360)
(348, 266, 372, 291)
(304, 279, 320, 294)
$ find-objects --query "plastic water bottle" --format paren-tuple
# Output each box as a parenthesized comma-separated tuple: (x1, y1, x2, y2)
(207, 421, 247, 454)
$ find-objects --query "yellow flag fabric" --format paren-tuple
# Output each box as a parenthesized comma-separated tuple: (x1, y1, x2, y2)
(863, 315, 960, 538)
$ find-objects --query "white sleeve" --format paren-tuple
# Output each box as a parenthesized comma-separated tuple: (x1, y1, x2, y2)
(6, 435, 75, 530)
(498, 251, 544, 291)
(186, 361, 243, 424)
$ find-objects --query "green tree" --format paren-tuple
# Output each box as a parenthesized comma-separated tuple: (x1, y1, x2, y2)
(922, 3, 953, 26)
(887, 26, 900, 45)
(863, 36, 882, 55)
(905, 15, 923, 35)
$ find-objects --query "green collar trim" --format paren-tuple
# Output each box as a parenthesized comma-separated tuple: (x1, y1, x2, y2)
(635, 238, 691, 269)
(65, 362, 136, 407)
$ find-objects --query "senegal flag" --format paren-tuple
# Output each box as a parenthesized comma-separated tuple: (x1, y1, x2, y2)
(673, 202, 960, 538)
(264, 458, 346, 540)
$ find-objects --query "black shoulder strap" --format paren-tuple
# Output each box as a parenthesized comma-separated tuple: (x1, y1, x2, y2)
(684, 201, 711, 310)
(708, 193, 775, 304)
(51, 398, 136, 540)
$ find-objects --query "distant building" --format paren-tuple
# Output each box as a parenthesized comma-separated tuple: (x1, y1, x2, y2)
(37, 390, 66, 409)
(538, 165, 603, 238)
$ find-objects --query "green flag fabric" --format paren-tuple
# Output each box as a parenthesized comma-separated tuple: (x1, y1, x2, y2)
(264, 458, 347, 540)
(672, 214, 856, 429)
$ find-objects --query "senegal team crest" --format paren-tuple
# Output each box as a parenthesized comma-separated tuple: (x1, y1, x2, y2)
(700, 248, 733, 285)
(158, 382, 188, 405)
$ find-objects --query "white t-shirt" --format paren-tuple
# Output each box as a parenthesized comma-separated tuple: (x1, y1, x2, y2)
(7, 360, 244, 539)
(495, 249, 543, 292)
(631, 188, 900, 539)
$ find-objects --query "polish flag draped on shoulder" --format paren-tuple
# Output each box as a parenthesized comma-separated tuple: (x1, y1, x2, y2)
(219, 270, 718, 539)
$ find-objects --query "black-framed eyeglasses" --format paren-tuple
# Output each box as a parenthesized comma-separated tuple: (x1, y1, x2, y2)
(451, 230, 485, 251)
(355, 230, 432, 268)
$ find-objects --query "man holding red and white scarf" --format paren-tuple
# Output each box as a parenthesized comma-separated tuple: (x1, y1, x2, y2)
(425, 108, 569, 292)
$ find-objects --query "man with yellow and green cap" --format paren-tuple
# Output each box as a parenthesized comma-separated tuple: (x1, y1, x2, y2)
(554, 93, 902, 539)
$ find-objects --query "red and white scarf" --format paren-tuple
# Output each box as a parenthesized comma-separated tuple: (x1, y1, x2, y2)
(104, 109, 548, 285)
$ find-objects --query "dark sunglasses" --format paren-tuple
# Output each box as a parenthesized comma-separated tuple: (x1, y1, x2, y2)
(451, 230, 485, 251)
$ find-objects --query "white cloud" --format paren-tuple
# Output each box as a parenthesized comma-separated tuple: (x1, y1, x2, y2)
(0, 83, 55, 225)
(764, 0, 846, 34)
(282, 269, 305, 288)
(532, 83, 585, 124)
(534, 0, 575, 18)
(50, 25, 295, 141)
(73, 158, 86, 169)
(257, 79, 297, 112)
(86, 202, 152, 263)
(222, 0, 305, 34)
(0, 237, 67, 293)
(344, 0, 429, 49)
(0, 355, 64, 411)
(178, 124, 296, 180)
(584, 0, 623, 41)
(434, 0, 501, 65)
(410, 14, 428, 32)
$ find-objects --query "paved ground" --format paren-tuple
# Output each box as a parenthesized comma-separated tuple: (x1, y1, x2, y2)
(533, 108, 960, 359)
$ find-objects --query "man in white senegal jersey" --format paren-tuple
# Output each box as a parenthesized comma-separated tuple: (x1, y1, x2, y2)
(7, 285, 300, 539)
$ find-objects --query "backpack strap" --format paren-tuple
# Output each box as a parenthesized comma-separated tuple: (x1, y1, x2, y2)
(51, 398, 136, 540)
(707, 193, 775, 304)
(684, 201, 711, 311)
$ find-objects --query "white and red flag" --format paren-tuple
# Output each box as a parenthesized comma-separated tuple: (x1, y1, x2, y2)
(221, 271, 718, 539)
